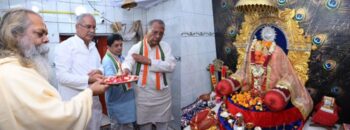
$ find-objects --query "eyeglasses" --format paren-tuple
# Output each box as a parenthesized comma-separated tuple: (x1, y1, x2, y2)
(79, 24, 97, 30)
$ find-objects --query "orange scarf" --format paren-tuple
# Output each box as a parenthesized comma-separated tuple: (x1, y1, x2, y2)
(141, 38, 162, 90)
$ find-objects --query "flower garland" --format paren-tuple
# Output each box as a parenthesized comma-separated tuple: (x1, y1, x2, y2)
(250, 40, 276, 91)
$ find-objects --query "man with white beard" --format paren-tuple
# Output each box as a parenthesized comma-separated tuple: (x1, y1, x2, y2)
(0, 8, 109, 130)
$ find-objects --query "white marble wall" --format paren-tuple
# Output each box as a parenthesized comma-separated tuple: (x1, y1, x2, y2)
(180, 0, 216, 108)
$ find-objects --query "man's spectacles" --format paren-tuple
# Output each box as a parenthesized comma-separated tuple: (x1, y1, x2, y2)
(79, 24, 97, 30)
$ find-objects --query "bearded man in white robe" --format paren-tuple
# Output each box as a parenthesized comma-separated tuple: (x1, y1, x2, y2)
(0, 8, 108, 130)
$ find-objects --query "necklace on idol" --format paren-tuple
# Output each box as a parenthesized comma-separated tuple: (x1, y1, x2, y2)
(250, 41, 275, 91)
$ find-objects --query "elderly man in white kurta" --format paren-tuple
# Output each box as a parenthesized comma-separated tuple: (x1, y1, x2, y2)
(0, 8, 108, 130)
(55, 13, 104, 130)
(122, 19, 176, 130)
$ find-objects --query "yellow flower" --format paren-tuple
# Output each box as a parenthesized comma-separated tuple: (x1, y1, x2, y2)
(243, 103, 249, 108)
(249, 99, 256, 105)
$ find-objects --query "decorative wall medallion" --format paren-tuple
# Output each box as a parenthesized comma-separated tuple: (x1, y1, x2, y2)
(294, 8, 307, 22)
(221, 0, 228, 8)
(226, 25, 237, 39)
(326, 0, 340, 10)
(323, 60, 337, 71)
(278, 0, 287, 6)
(312, 34, 327, 46)
(225, 47, 232, 54)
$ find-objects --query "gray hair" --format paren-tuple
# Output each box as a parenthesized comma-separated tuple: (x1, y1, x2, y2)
(76, 13, 95, 24)
(147, 19, 165, 33)
(0, 8, 37, 58)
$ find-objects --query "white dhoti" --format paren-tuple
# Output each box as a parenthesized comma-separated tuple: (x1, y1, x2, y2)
(135, 87, 173, 125)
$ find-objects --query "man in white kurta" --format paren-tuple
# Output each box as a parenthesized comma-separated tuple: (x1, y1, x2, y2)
(0, 8, 108, 130)
(122, 19, 176, 130)
(55, 14, 104, 130)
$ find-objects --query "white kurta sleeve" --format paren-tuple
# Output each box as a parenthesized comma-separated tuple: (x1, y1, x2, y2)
(149, 42, 176, 73)
(55, 42, 89, 90)
(122, 42, 140, 72)
(0, 64, 92, 130)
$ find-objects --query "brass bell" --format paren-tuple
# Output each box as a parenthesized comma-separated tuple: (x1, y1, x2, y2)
(121, 0, 137, 10)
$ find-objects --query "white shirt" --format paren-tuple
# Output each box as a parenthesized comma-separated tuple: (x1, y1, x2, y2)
(122, 41, 176, 90)
(54, 35, 102, 100)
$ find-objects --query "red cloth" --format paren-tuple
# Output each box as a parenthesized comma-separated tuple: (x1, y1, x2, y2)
(312, 102, 339, 126)
(216, 79, 234, 96)
(264, 88, 290, 111)
(225, 99, 303, 128)
(190, 109, 218, 130)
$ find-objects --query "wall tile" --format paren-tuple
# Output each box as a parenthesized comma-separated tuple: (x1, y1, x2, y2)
(146, 4, 165, 21)
(133, 8, 143, 20)
(106, 24, 114, 33)
(181, 75, 197, 107)
(113, 7, 124, 21)
(95, 24, 106, 33)
(71, 24, 76, 33)
(180, 37, 199, 56)
(26, 0, 42, 13)
(104, 6, 115, 22)
(181, 54, 199, 74)
(71, 3, 93, 20)
(83, 4, 94, 14)
(58, 23, 72, 33)
(172, 63, 181, 81)
(0, 1, 9, 9)
(121, 41, 135, 56)
(141, 10, 148, 25)
(71, 15, 78, 25)
(86, 0, 105, 6)
(162, 37, 181, 57)
(94, 5, 105, 16)
(181, 37, 216, 56)
(57, 2, 72, 23)
(9, 0, 26, 8)
(181, 52, 216, 77)
(163, 17, 180, 38)
(162, 0, 179, 20)
(47, 43, 59, 88)
(43, 14, 58, 22)
(42, 0, 56, 11)
(46, 22, 60, 43)
(181, 13, 214, 33)
(193, 70, 212, 96)
(58, 0, 70, 2)
(181, 0, 213, 15)
(121, 9, 133, 23)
